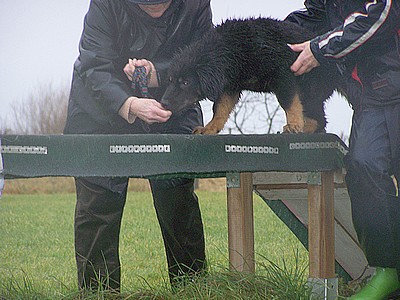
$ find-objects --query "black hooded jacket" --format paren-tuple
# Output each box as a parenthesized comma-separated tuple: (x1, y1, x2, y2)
(286, 0, 400, 109)
(64, 0, 212, 133)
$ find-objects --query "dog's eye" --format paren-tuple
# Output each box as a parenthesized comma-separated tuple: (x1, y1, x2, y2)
(180, 80, 191, 88)
(178, 78, 191, 88)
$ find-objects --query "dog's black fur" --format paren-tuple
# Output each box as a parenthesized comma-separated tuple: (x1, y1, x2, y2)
(161, 17, 343, 134)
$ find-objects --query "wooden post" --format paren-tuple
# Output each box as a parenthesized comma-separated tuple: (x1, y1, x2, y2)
(226, 172, 255, 273)
(308, 171, 335, 278)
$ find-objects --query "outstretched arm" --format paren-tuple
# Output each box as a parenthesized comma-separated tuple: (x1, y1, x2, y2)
(288, 0, 399, 75)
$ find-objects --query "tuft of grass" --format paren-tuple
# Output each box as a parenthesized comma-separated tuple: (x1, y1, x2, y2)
(0, 259, 312, 300)
(256, 250, 311, 299)
(166, 254, 312, 300)
(0, 270, 40, 300)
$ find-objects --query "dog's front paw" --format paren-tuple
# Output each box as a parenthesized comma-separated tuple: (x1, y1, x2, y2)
(193, 126, 219, 135)
(282, 123, 304, 133)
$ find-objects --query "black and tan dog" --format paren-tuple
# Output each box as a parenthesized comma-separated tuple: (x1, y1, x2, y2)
(161, 17, 343, 134)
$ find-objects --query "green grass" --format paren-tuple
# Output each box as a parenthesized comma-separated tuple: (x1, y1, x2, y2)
(0, 191, 312, 299)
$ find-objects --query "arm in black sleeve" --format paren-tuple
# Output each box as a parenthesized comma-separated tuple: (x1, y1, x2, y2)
(310, 0, 400, 65)
(77, 0, 132, 116)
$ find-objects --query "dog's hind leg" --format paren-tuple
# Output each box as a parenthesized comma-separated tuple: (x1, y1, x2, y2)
(193, 92, 240, 135)
(282, 93, 305, 133)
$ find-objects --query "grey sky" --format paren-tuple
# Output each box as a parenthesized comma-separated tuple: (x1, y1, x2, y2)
(0, 0, 352, 136)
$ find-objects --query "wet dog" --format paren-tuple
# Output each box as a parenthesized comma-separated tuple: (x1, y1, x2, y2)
(161, 17, 342, 134)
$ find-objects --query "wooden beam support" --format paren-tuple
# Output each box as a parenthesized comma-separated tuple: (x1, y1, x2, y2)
(308, 171, 336, 278)
(227, 172, 255, 273)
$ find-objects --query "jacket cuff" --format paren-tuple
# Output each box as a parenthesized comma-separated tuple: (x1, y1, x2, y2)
(310, 38, 330, 66)
(118, 97, 137, 124)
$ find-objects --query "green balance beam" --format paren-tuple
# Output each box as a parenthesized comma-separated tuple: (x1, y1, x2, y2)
(0, 133, 346, 179)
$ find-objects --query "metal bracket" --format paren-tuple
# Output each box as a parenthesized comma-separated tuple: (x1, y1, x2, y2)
(308, 277, 338, 300)
(308, 172, 322, 185)
(226, 172, 241, 188)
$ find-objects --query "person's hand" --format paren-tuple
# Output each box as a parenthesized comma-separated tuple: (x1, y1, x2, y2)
(288, 41, 320, 76)
(123, 58, 158, 87)
(129, 96, 171, 124)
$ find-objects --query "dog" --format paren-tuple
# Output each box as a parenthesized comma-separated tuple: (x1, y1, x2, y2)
(161, 17, 343, 134)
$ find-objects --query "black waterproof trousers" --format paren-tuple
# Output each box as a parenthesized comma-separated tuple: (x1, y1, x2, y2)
(345, 104, 400, 271)
(69, 105, 206, 291)
(74, 176, 206, 290)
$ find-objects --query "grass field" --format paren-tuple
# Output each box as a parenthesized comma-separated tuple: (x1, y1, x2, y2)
(0, 186, 351, 299)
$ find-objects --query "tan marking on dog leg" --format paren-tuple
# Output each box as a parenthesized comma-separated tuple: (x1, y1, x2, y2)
(283, 93, 304, 133)
(193, 93, 240, 134)
(303, 117, 321, 133)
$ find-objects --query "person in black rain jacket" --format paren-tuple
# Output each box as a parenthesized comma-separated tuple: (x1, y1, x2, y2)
(64, 0, 212, 292)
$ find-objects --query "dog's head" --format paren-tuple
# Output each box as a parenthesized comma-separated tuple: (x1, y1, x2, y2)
(161, 67, 202, 114)
(161, 31, 227, 114)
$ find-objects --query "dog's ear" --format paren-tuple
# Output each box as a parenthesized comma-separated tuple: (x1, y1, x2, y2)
(196, 66, 227, 102)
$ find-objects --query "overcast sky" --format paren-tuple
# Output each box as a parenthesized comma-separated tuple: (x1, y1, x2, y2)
(0, 0, 352, 137)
